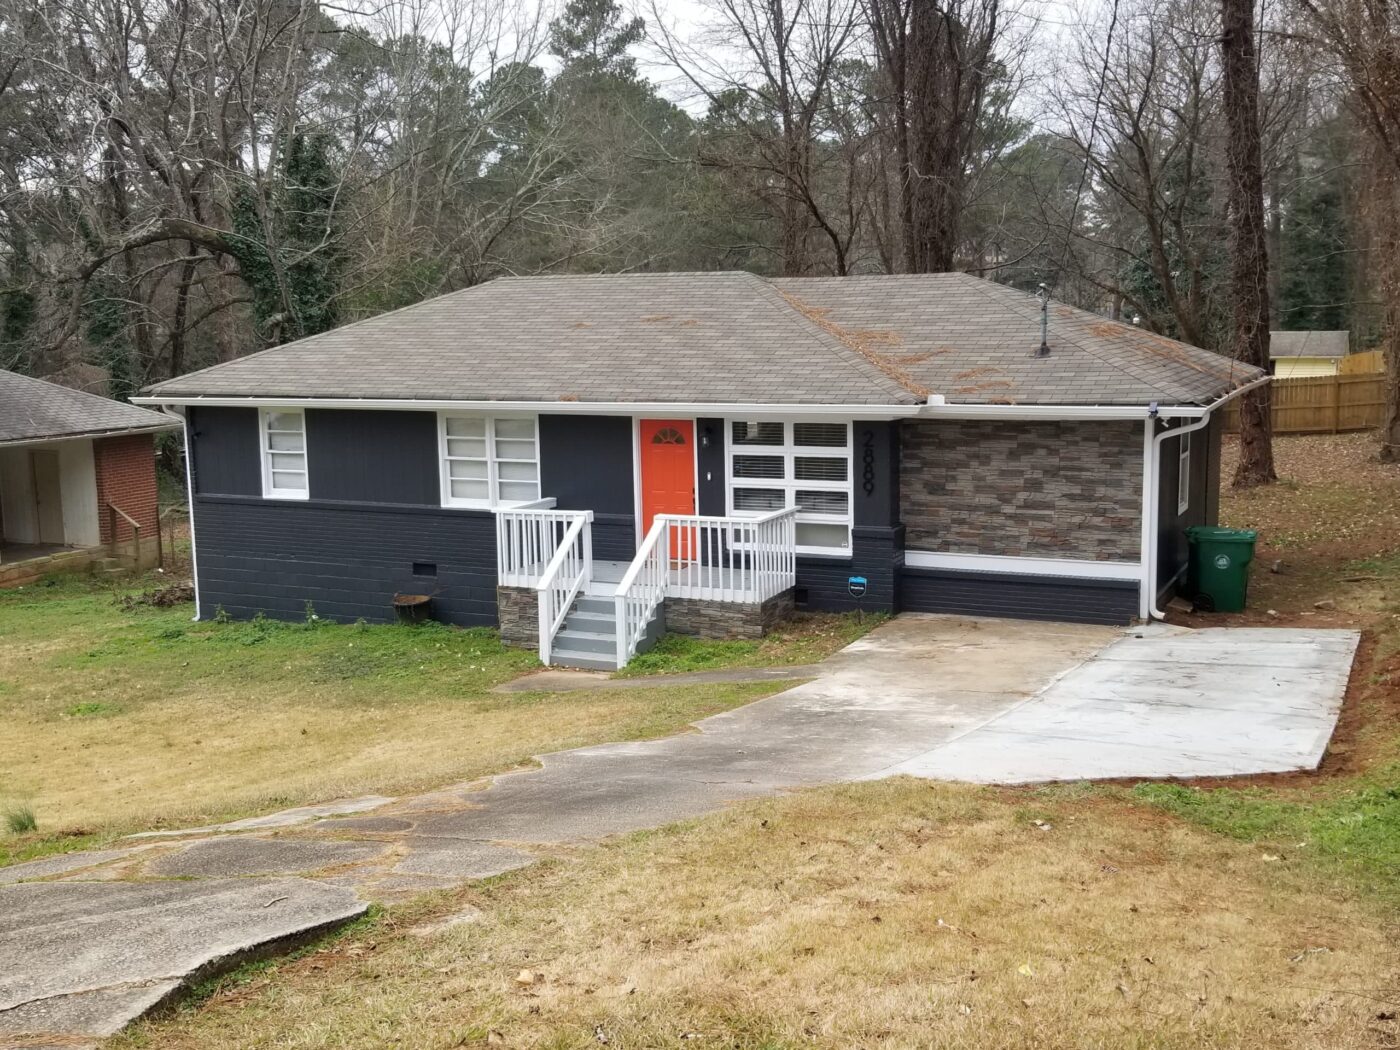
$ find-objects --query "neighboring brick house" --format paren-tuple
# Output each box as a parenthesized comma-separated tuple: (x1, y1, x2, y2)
(136, 272, 1266, 669)
(0, 370, 178, 585)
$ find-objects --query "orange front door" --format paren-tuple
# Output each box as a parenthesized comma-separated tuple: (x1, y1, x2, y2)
(639, 420, 695, 543)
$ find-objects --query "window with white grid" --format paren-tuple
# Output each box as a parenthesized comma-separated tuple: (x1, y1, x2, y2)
(728, 420, 851, 553)
(259, 408, 309, 500)
(439, 415, 540, 508)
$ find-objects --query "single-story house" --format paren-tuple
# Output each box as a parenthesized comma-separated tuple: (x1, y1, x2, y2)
(135, 273, 1267, 668)
(1, 370, 179, 586)
(1270, 330, 1349, 378)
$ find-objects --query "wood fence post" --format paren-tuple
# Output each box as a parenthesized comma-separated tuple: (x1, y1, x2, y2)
(1332, 375, 1341, 433)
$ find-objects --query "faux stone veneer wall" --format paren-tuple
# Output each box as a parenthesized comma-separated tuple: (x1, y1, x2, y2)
(900, 420, 1143, 561)
(664, 589, 796, 640)
(497, 586, 538, 649)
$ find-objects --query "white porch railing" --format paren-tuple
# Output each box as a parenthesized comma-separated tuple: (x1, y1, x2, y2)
(536, 511, 593, 665)
(613, 508, 799, 667)
(494, 501, 575, 587)
(613, 515, 670, 667)
(664, 508, 798, 602)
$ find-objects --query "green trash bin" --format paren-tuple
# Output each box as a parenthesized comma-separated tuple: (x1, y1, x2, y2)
(1186, 526, 1258, 613)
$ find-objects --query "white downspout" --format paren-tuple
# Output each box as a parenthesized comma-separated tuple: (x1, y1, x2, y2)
(1141, 373, 1271, 620)
(1145, 413, 1215, 620)
(162, 406, 201, 622)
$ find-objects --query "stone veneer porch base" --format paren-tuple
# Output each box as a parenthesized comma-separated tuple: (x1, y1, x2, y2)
(663, 588, 796, 641)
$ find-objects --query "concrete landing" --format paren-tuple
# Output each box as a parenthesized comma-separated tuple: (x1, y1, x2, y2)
(876, 626, 1360, 783)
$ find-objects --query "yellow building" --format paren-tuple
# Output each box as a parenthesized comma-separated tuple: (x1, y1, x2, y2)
(1270, 330, 1349, 378)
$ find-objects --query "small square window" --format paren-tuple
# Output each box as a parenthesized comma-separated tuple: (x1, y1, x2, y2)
(412, 562, 437, 577)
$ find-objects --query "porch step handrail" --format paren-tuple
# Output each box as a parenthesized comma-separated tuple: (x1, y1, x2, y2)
(614, 514, 670, 668)
(535, 510, 593, 665)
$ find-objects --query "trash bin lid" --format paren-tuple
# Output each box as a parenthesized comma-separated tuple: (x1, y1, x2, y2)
(1185, 526, 1257, 543)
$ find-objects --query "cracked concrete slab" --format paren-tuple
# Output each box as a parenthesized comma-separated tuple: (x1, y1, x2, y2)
(0, 879, 366, 1040)
(0, 846, 154, 886)
(145, 837, 387, 878)
(392, 838, 536, 879)
(125, 795, 394, 839)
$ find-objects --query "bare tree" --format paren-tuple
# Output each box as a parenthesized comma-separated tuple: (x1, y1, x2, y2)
(1297, 0, 1400, 460)
(649, 0, 863, 275)
(1221, 0, 1276, 485)
(866, 0, 1009, 272)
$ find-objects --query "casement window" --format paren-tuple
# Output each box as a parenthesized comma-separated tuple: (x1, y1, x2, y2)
(259, 408, 309, 500)
(439, 415, 540, 508)
(1177, 432, 1192, 514)
(728, 420, 852, 554)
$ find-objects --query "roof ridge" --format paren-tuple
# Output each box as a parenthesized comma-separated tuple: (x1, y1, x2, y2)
(955, 277, 1207, 402)
(755, 277, 928, 402)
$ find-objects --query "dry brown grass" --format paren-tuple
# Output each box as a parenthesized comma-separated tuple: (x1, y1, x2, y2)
(121, 780, 1400, 1050)
(0, 577, 780, 854)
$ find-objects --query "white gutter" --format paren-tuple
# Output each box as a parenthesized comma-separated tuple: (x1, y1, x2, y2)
(920, 402, 1207, 421)
(160, 406, 202, 622)
(0, 422, 179, 449)
(1140, 373, 1271, 620)
(134, 393, 1260, 422)
(131, 395, 925, 420)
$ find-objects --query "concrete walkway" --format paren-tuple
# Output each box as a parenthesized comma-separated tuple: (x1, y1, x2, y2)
(0, 616, 1358, 1047)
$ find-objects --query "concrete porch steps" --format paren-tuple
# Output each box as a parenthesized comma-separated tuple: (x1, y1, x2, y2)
(551, 595, 621, 670)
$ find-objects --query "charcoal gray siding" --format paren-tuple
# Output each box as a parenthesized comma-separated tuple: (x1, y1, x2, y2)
(900, 567, 1139, 626)
(540, 414, 634, 558)
(189, 406, 260, 497)
(795, 526, 903, 613)
(194, 496, 497, 625)
(1154, 414, 1224, 606)
(306, 409, 438, 504)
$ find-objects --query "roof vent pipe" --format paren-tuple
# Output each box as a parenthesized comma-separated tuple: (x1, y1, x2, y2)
(1034, 283, 1051, 357)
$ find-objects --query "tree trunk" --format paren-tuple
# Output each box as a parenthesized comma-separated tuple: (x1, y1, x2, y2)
(1221, 0, 1276, 487)
(1375, 167, 1400, 461)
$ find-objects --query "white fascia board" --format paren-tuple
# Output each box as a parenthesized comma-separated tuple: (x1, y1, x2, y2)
(0, 422, 178, 448)
(131, 395, 922, 420)
(905, 550, 1142, 581)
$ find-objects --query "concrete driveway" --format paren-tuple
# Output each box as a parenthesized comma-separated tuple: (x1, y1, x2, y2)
(878, 624, 1360, 783)
(0, 615, 1358, 1047)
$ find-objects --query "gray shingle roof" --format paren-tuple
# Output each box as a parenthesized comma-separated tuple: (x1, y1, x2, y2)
(1269, 331, 1349, 359)
(773, 275, 1265, 406)
(145, 272, 1264, 407)
(1, 370, 178, 445)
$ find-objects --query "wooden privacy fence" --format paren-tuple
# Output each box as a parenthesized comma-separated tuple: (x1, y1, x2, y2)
(1223, 372, 1387, 434)
(1339, 349, 1386, 375)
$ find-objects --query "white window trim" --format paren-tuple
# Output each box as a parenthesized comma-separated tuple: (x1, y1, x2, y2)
(437, 412, 541, 509)
(1177, 432, 1191, 514)
(724, 419, 853, 556)
(259, 407, 309, 500)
